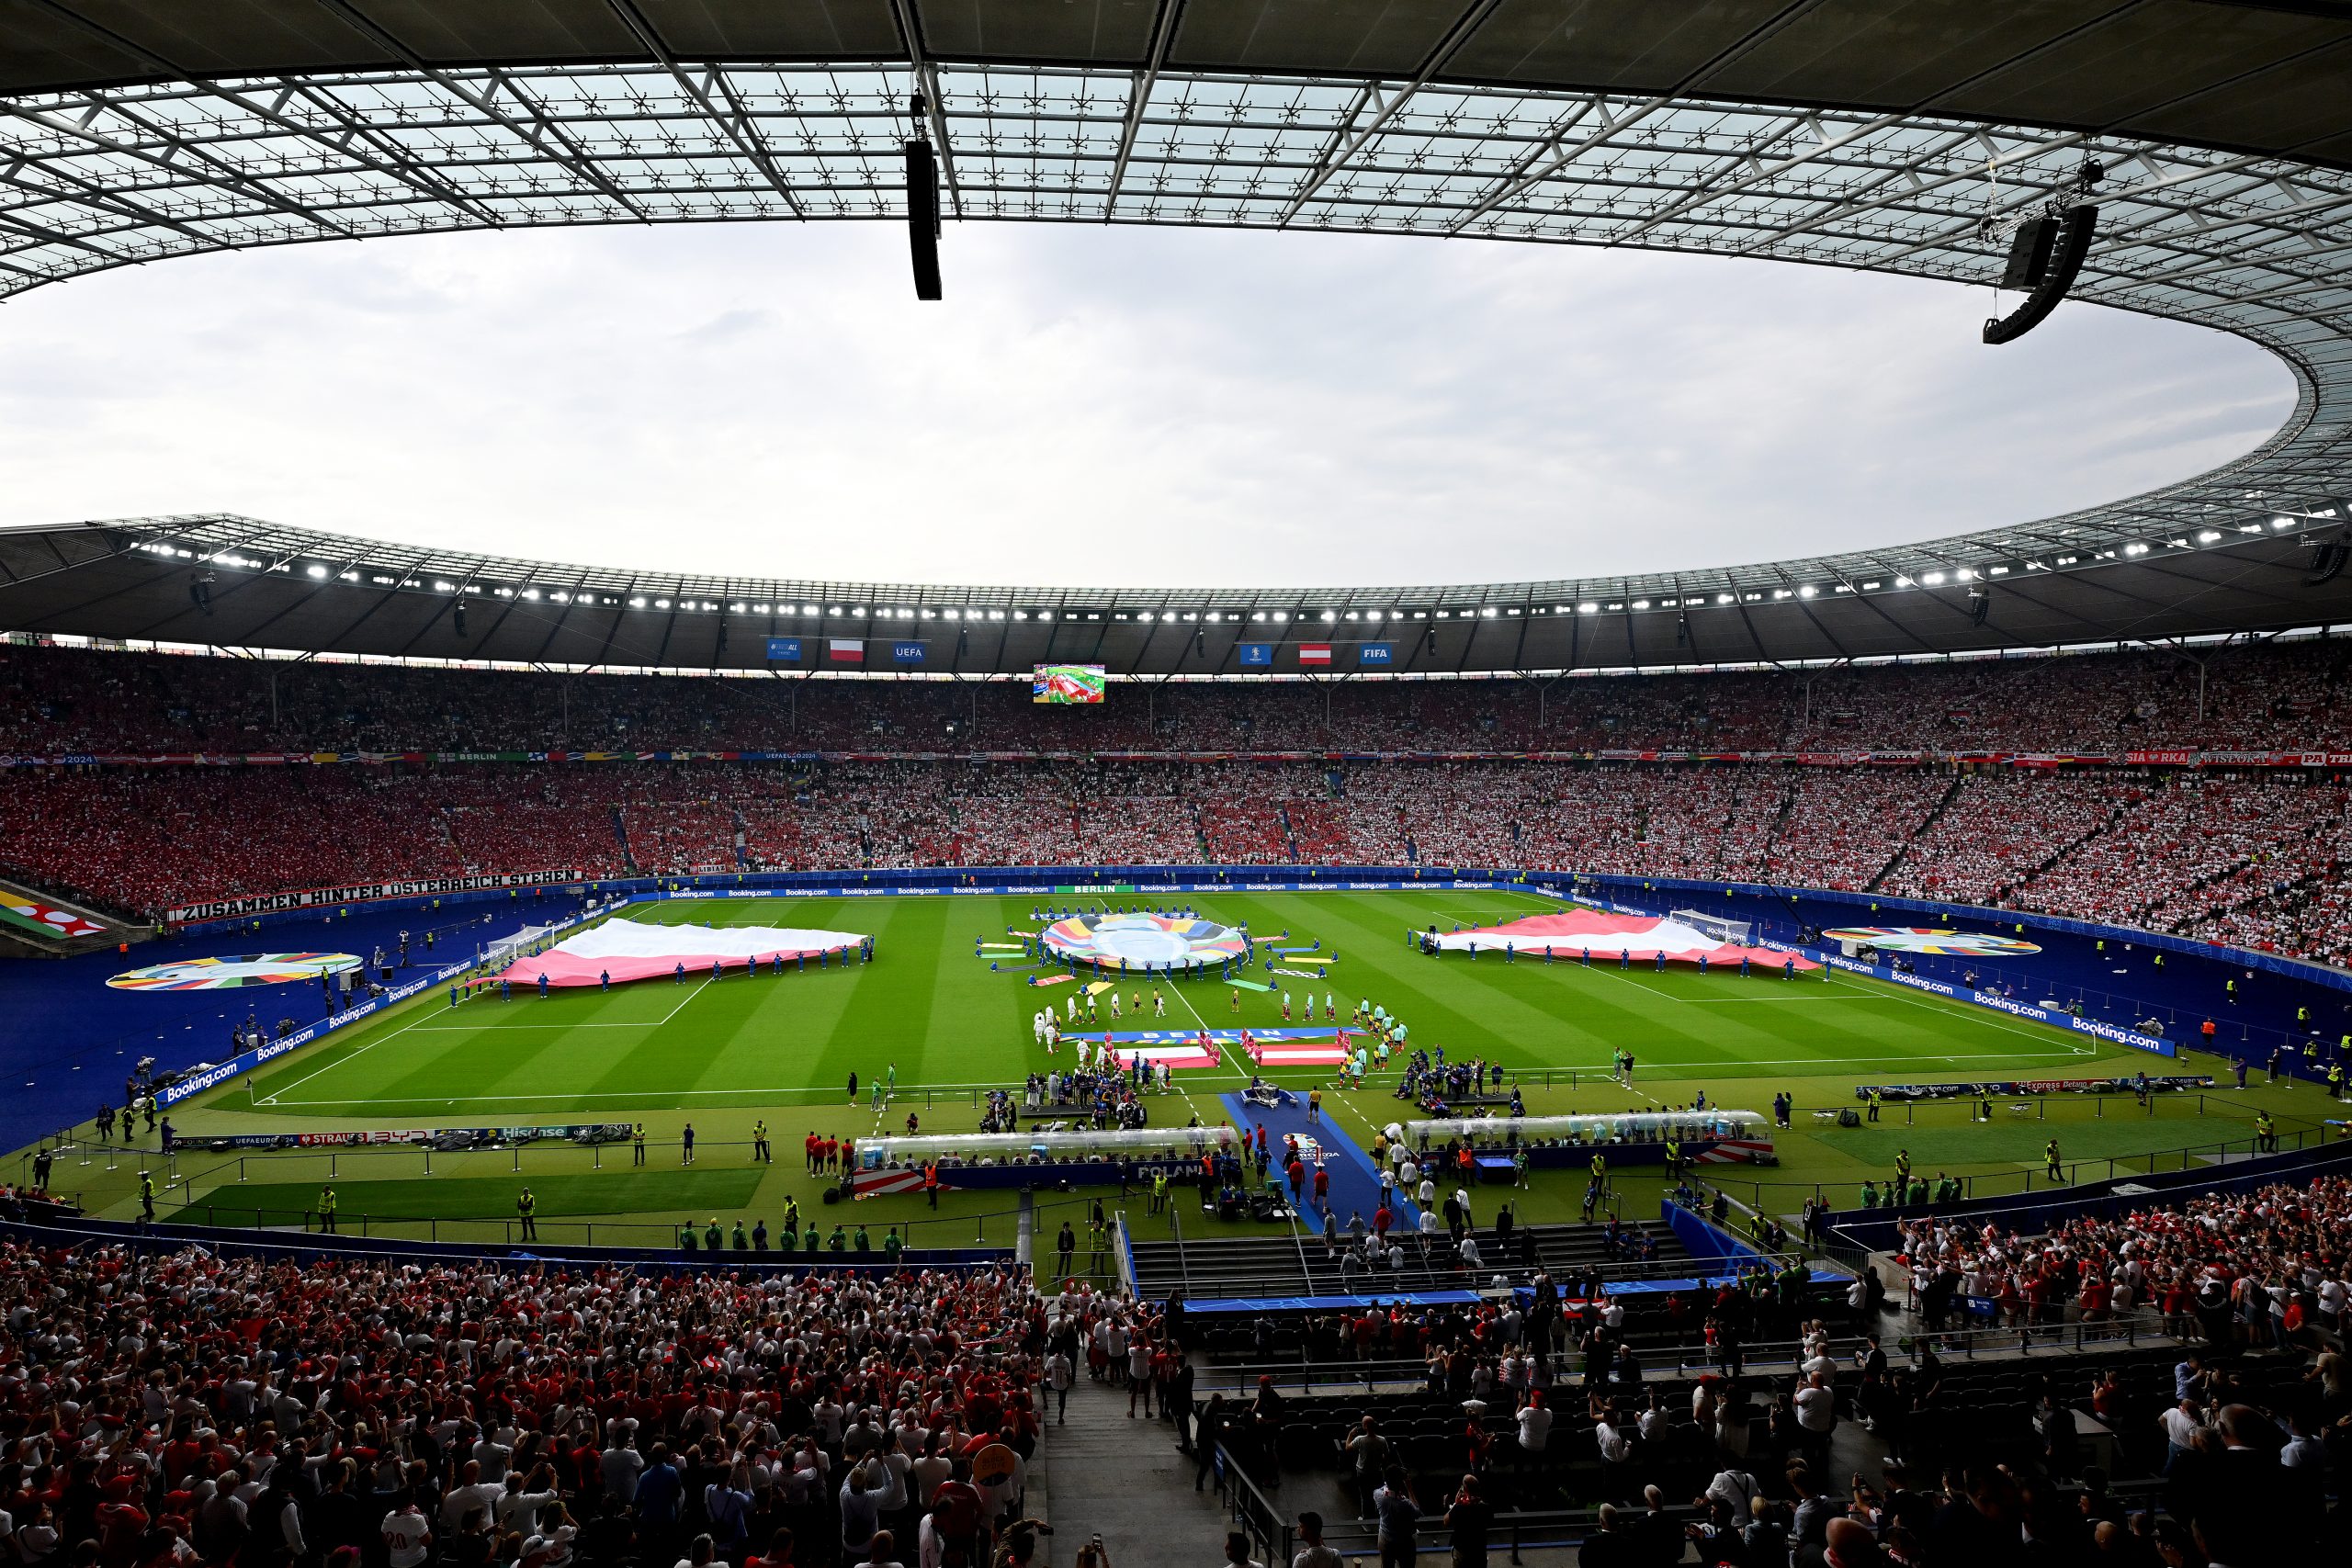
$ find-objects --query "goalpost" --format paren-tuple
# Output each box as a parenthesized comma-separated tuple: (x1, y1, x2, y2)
(1669, 908, 1755, 947)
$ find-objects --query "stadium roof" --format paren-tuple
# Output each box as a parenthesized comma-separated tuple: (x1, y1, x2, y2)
(3, 1, 2352, 675)
(9, 509, 2348, 676)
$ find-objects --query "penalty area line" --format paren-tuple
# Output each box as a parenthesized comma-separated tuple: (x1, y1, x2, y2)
(254, 1003, 447, 1106)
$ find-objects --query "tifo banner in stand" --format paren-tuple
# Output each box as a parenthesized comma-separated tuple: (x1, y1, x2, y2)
(108, 953, 363, 990)
(1821, 926, 2042, 956)
(165, 869, 585, 925)
(491, 917, 871, 987)
(0, 890, 106, 941)
(1040, 912, 1249, 972)
(1427, 910, 1816, 970)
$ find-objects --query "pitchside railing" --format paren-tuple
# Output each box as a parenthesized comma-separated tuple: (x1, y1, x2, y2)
(27, 1102, 2335, 1261)
(1185, 1314, 2188, 1401)
(1702, 1111, 2341, 1216)
(20, 1134, 1143, 1261)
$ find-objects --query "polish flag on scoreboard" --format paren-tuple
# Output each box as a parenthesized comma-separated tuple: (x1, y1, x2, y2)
(1297, 644, 1332, 664)
(828, 638, 865, 663)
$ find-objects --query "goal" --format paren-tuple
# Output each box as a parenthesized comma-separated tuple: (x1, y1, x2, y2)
(1669, 908, 1755, 947)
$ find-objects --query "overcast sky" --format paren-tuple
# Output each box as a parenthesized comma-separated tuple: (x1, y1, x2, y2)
(0, 219, 2295, 590)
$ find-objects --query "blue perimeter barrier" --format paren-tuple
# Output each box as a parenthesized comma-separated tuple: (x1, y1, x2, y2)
(1660, 1197, 1774, 1271)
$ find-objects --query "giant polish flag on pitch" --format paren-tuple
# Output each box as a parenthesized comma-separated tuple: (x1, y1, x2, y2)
(828, 638, 865, 663)
(493, 916, 869, 987)
(1297, 643, 1332, 665)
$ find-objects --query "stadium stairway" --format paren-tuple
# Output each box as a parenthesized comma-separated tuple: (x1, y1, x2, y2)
(1044, 1350, 1221, 1568)
(1521, 1218, 1696, 1281)
(1132, 1227, 1525, 1312)
(1869, 773, 1965, 892)
(1129, 1221, 1707, 1320)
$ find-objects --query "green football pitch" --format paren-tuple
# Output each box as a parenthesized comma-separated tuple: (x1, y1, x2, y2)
(40, 888, 2336, 1250)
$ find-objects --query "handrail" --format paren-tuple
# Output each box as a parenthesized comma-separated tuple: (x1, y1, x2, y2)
(1139, 1233, 1812, 1287)
(0, 1211, 1024, 1275)
(1186, 1312, 2185, 1394)
(62, 1167, 1114, 1255)
(1690, 1113, 2343, 1214)
(1169, 1202, 1193, 1297)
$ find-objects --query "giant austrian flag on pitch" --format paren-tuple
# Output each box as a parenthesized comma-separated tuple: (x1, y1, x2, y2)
(1297, 643, 1332, 664)
(828, 638, 865, 663)
(492, 916, 869, 987)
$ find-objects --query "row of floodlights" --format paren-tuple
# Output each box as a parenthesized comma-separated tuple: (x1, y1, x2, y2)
(136, 516, 2313, 614)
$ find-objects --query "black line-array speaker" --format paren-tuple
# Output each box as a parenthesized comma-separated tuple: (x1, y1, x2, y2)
(906, 137, 942, 301)
(1984, 204, 2097, 344)
(1999, 216, 2060, 289)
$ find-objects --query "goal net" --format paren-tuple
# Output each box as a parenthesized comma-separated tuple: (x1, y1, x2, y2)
(1669, 909, 1755, 947)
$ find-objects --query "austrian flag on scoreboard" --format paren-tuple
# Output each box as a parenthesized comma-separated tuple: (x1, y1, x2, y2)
(827, 638, 865, 663)
(1297, 643, 1332, 665)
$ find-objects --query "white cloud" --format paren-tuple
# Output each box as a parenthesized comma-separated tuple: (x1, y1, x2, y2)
(0, 220, 2293, 588)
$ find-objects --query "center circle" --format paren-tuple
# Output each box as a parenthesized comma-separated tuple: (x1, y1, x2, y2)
(1040, 913, 1250, 971)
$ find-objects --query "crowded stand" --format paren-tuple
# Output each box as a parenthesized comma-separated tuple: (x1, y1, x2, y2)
(1125, 1244, 2341, 1567)
(1875, 773, 2143, 908)
(1753, 773, 1951, 893)
(0, 1238, 1048, 1568)
(0, 766, 626, 915)
(11, 752, 2352, 967)
(1887, 1176, 2352, 1345)
(8, 637, 2352, 758)
(8, 641, 2352, 967)
(0, 769, 467, 916)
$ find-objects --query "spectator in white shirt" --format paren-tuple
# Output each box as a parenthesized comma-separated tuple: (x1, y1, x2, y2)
(379, 1503, 432, 1568)
(1515, 1392, 1554, 1454)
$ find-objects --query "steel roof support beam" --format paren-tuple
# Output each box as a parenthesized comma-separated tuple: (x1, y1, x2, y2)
(885, 0, 963, 219)
(309, 2, 648, 218)
(598, 3, 805, 218)
(1104, 0, 1187, 214)
(1276, 0, 1505, 227)
(1, 97, 352, 241)
(17, 1, 507, 231)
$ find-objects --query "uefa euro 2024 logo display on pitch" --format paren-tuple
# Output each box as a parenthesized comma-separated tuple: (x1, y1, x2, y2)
(107, 953, 364, 990)
(1818, 926, 2042, 956)
(1041, 912, 1249, 971)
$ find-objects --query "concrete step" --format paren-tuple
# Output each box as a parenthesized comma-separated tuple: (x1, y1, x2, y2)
(1046, 1370, 1232, 1568)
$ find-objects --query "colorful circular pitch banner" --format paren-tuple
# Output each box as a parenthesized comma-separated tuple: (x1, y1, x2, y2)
(107, 952, 364, 991)
(1821, 926, 2042, 957)
(1041, 913, 1249, 970)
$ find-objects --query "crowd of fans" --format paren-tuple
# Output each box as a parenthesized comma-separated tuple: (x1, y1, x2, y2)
(0, 1237, 1048, 1568)
(7, 643, 2352, 964)
(9, 752, 2352, 963)
(6, 637, 2351, 758)
(1888, 1177, 2352, 1346)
